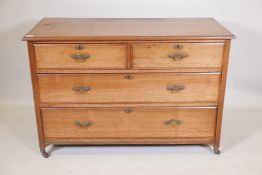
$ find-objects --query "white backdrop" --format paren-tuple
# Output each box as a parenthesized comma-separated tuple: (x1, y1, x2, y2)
(0, 0, 262, 107)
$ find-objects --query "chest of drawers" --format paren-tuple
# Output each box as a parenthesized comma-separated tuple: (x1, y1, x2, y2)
(23, 18, 234, 157)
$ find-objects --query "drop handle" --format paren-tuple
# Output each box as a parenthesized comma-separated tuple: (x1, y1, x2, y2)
(75, 120, 93, 128)
(71, 53, 91, 62)
(165, 119, 183, 126)
(72, 86, 92, 93)
(168, 53, 187, 61)
(166, 85, 185, 93)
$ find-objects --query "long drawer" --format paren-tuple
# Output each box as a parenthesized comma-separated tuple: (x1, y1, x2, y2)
(42, 107, 216, 138)
(38, 73, 220, 105)
(132, 42, 224, 71)
(34, 43, 127, 69)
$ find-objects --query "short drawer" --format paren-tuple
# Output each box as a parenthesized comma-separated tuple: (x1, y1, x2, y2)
(132, 43, 224, 71)
(42, 107, 216, 138)
(34, 44, 127, 69)
(38, 73, 220, 105)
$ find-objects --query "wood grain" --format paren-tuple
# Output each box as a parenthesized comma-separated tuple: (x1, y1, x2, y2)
(39, 103, 218, 108)
(37, 73, 220, 104)
(214, 40, 231, 150)
(23, 18, 235, 41)
(45, 137, 214, 145)
(27, 42, 46, 153)
(42, 107, 216, 138)
(36, 68, 222, 74)
(34, 43, 127, 69)
(132, 42, 224, 70)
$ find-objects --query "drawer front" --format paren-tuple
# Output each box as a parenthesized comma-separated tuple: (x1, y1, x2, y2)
(42, 107, 216, 138)
(38, 73, 220, 104)
(132, 43, 224, 70)
(34, 44, 127, 69)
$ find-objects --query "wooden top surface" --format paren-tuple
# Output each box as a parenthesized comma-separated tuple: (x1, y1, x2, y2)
(23, 18, 235, 41)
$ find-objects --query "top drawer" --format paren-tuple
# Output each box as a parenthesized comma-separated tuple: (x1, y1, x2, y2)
(34, 44, 127, 69)
(132, 43, 224, 71)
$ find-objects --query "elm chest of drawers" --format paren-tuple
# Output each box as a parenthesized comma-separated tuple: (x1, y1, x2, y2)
(23, 18, 234, 157)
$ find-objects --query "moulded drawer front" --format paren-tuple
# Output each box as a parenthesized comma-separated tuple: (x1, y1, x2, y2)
(132, 43, 224, 71)
(38, 73, 220, 105)
(34, 44, 127, 69)
(42, 107, 216, 138)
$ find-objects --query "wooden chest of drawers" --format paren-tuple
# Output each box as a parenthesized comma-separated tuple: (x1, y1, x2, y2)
(23, 18, 234, 157)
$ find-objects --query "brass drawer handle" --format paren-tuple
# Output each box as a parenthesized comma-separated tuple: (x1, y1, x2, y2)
(124, 74, 134, 80)
(166, 85, 185, 93)
(165, 119, 183, 125)
(173, 44, 183, 49)
(168, 53, 187, 61)
(75, 120, 93, 128)
(72, 86, 92, 93)
(71, 53, 90, 62)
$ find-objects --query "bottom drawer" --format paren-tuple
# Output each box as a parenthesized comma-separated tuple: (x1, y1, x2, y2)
(42, 107, 217, 139)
